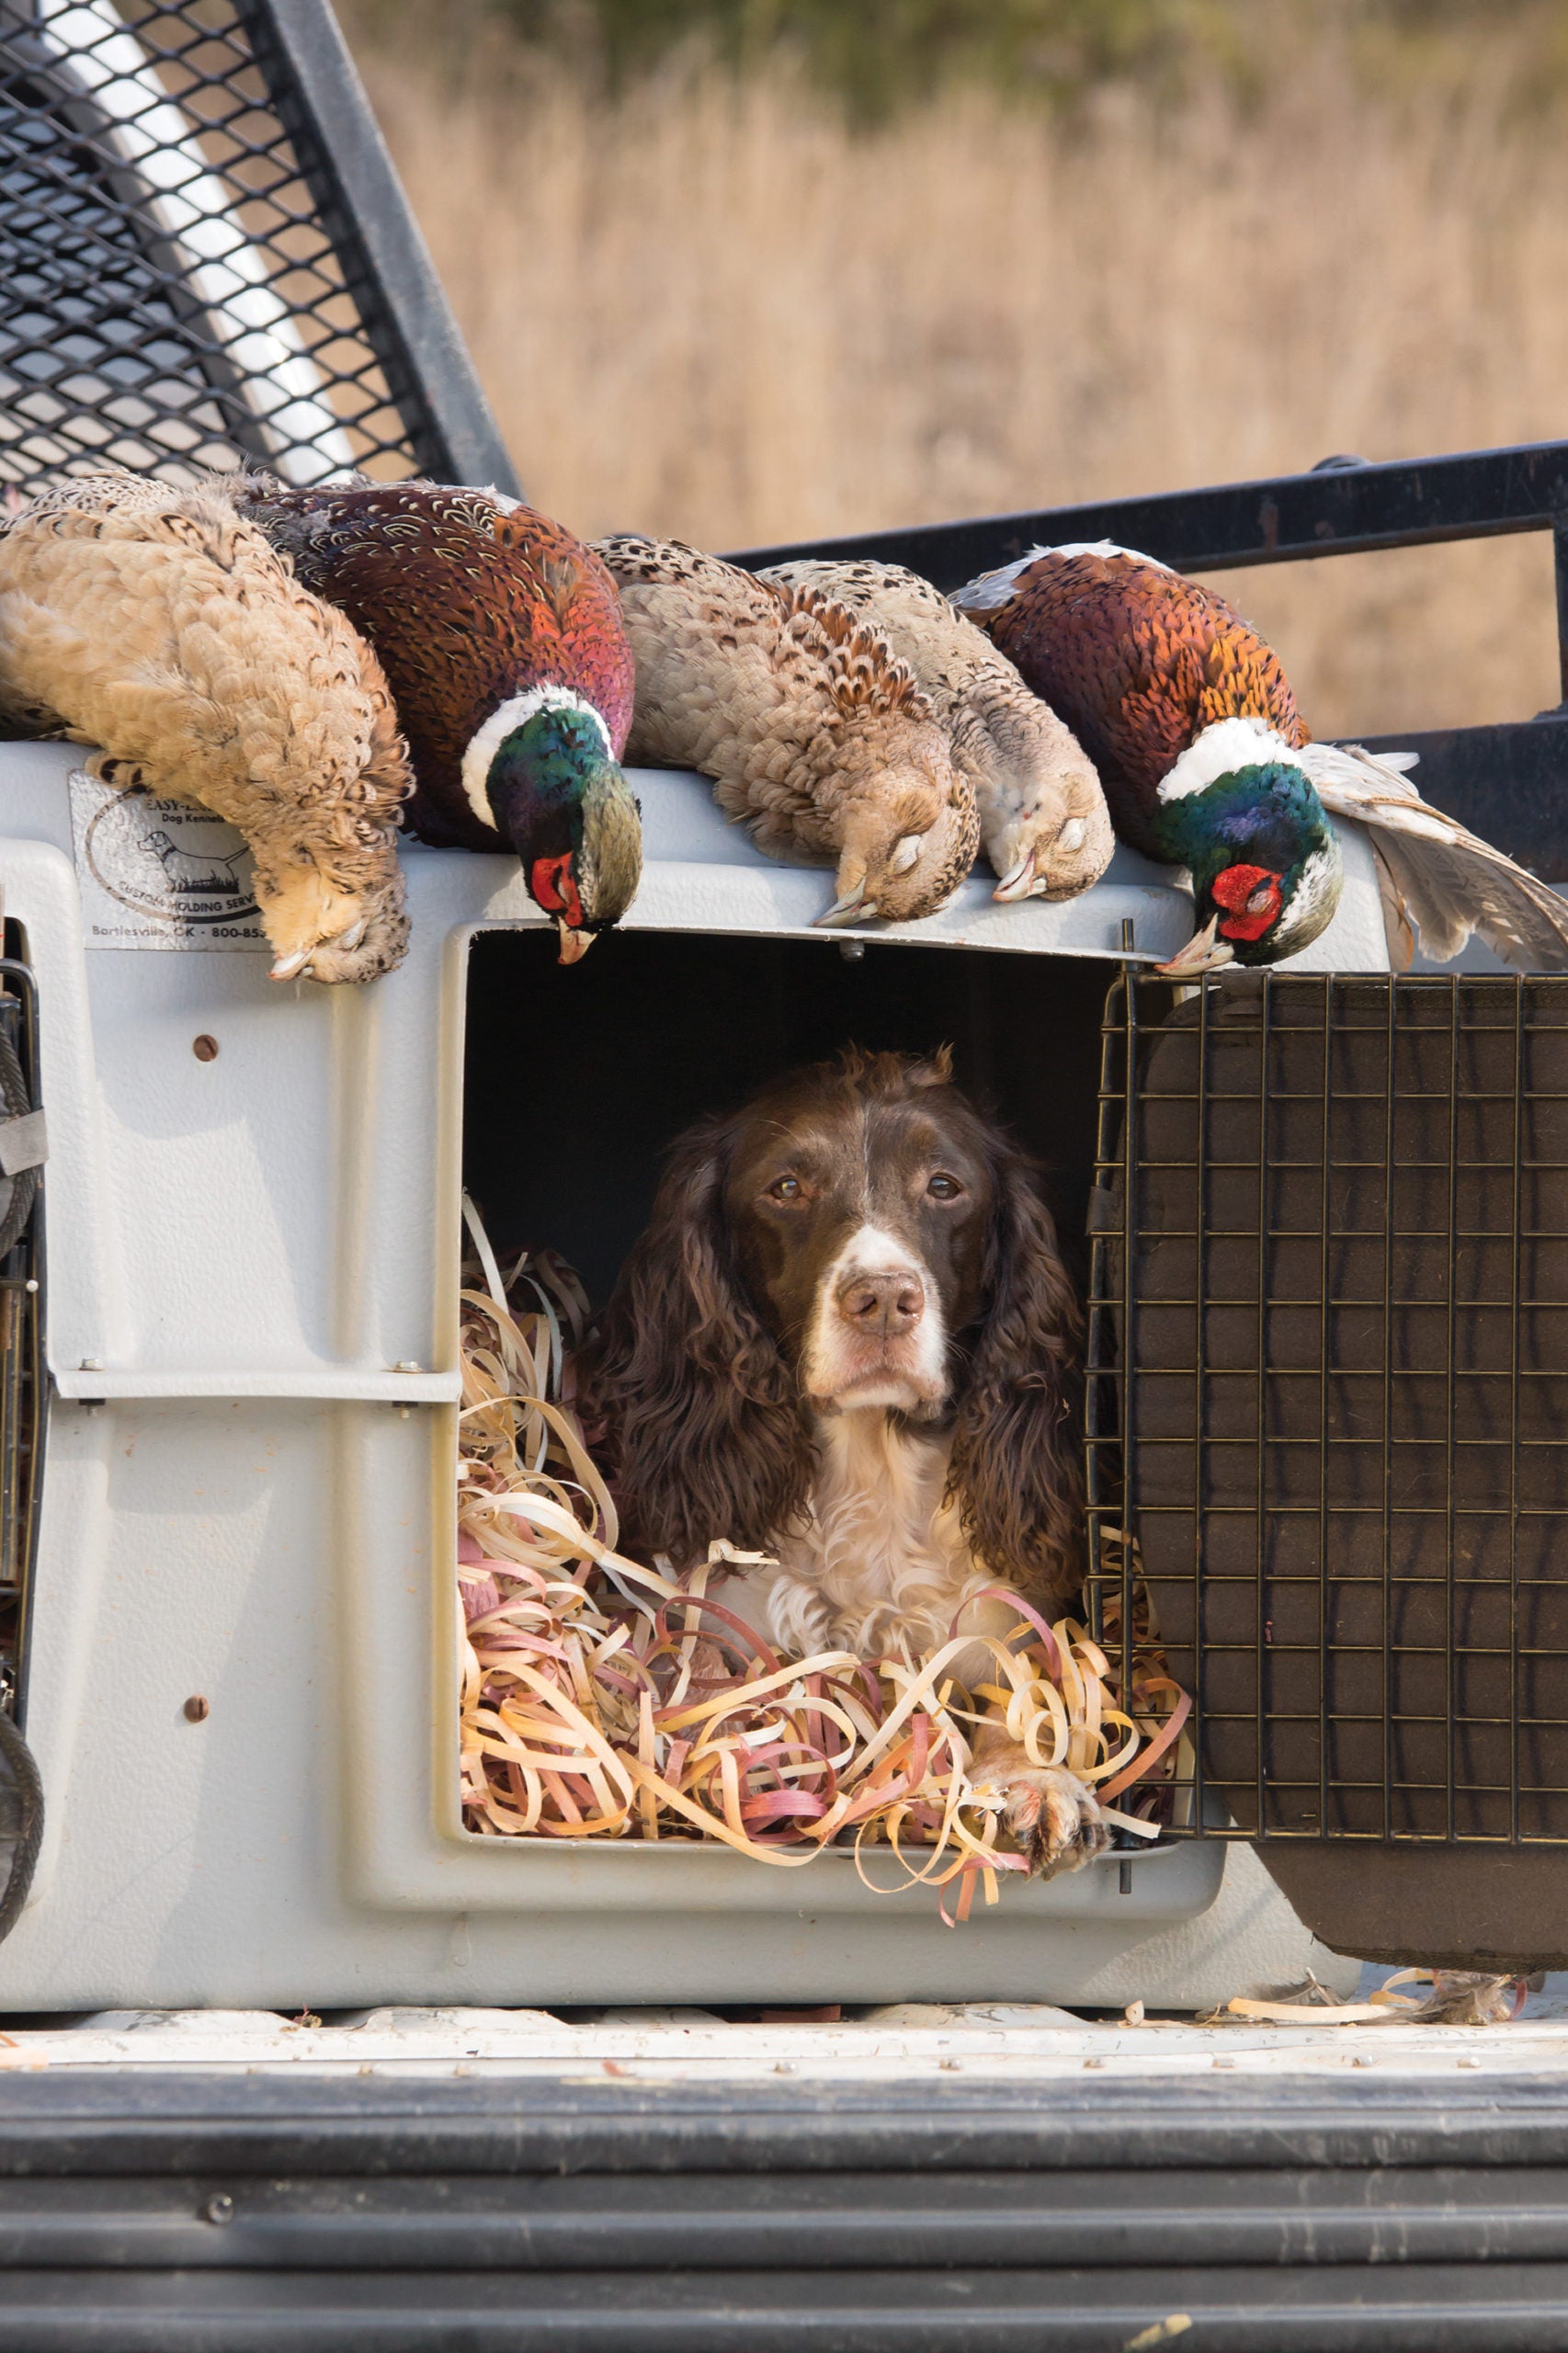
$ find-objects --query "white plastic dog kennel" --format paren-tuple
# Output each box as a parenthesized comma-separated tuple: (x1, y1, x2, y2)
(0, 737, 1397, 2009)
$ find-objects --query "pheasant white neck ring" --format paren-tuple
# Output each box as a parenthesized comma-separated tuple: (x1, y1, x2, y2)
(1157, 715, 1302, 803)
(460, 685, 613, 833)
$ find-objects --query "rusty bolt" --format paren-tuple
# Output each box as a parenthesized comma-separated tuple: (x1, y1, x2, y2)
(192, 1035, 219, 1062)
(184, 1695, 210, 1722)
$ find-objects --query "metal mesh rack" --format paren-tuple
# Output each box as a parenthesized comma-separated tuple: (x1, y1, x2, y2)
(0, 0, 515, 494)
(1087, 967, 1568, 1847)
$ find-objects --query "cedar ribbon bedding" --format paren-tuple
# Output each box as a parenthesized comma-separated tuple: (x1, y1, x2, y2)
(457, 1203, 1188, 1917)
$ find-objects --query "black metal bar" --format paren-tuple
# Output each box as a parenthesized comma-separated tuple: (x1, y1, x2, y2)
(24, 2063, 1568, 2176)
(33, 2161, 1568, 2270)
(1120, 941, 1138, 1730)
(1084, 975, 1129, 1672)
(1318, 976, 1333, 1837)
(1555, 518, 1568, 709)
(1254, 976, 1270, 1832)
(1193, 977, 1210, 1836)
(1510, 980, 1525, 1842)
(1445, 977, 1460, 1843)
(727, 439, 1568, 587)
(233, 0, 518, 494)
(1381, 981, 1397, 1841)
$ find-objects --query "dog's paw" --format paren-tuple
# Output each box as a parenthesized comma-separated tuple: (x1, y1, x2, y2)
(766, 1575, 839, 1663)
(971, 1759, 1110, 1881)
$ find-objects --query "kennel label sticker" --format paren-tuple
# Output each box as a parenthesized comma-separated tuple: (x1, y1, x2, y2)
(67, 771, 269, 951)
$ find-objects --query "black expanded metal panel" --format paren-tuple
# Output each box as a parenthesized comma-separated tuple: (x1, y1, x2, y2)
(1087, 969, 1568, 1847)
(0, 0, 516, 494)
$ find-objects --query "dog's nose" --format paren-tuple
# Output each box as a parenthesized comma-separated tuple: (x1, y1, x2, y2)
(836, 1268, 925, 1337)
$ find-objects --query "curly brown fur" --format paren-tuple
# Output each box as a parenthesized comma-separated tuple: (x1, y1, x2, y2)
(574, 1111, 815, 1565)
(947, 1132, 1085, 1600)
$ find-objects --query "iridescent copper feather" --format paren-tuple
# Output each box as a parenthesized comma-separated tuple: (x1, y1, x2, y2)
(957, 545, 1306, 859)
(233, 476, 642, 962)
(234, 478, 634, 852)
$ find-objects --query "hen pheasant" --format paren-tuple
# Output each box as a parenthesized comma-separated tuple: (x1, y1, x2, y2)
(237, 476, 640, 963)
(597, 536, 979, 926)
(757, 556, 1112, 902)
(956, 540, 1568, 974)
(0, 471, 411, 982)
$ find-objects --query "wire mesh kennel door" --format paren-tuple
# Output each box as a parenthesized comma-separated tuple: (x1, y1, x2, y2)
(1088, 971, 1568, 1968)
(0, 0, 515, 494)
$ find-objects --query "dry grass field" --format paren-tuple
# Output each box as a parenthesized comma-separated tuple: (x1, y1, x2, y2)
(345, 9, 1568, 738)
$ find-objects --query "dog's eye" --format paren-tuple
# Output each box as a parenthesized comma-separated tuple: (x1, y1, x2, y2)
(768, 1176, 804, 1203)
(926, 1174, 962, 1201)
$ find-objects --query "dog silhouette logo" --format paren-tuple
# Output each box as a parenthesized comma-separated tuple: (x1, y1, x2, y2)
(78, 790, 262, 933)
(137, 830, 252, 900)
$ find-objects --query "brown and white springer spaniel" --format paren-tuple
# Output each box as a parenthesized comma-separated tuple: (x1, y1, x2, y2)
(576, 1046, 1108, 1875)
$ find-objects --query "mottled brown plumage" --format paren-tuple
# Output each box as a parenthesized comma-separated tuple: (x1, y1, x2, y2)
(758, 556, 1112, 900)
(236, 476, 641, 961)
(0, 471, 412, 983)
(598, 536, 979, 926)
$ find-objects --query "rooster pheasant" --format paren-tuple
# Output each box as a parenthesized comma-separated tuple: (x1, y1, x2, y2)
(237, 477, 641, 963)
(0, 471, 411, 982)
(597, 536, 979, 926)
(757, 556, 1112, 902)
(955, 540, 1568, 974)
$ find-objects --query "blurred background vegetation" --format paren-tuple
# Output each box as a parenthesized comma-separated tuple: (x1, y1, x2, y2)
(338, 0, 1568, 733)
(347, 0, 1568, 119)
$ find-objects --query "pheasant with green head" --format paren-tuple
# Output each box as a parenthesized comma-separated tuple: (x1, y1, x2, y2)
(955, 541, 1568, 975)
(1137, 713, 1344, 972)
(236, 477, 641, 962)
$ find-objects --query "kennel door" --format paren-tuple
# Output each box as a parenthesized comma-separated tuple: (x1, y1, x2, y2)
(1096, 971, 1568, 1965)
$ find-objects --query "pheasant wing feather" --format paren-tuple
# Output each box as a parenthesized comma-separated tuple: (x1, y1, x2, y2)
(1300, 742, 1568, 971)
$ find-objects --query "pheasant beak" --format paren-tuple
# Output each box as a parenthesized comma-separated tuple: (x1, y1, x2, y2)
(556, 918, 593, 965)
(1156, 915, 1237, 979)
(814, 880, 877, 928)
(993, 849, 1037, 902)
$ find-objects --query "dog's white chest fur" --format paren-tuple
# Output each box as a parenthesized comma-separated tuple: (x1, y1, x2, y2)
(761, 1407, 991, 1662)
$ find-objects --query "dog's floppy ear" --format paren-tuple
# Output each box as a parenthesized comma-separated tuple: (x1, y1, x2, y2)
(948, 1142, 1083, 1603)
(574, 1114, 812, 1565)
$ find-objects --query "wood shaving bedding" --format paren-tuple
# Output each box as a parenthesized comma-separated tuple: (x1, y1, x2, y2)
(456, 1200, 1188, 1916)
